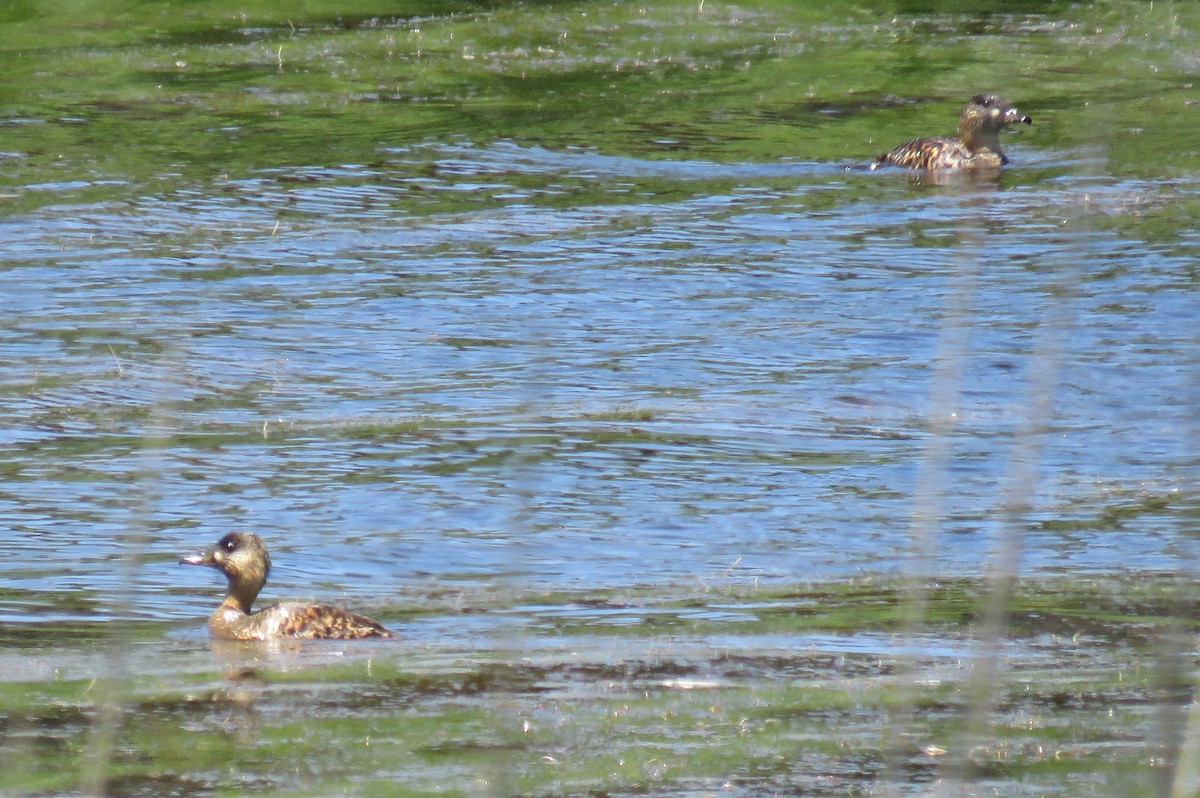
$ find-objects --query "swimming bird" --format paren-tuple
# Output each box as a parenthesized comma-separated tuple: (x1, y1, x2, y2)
(181, 532, 394, 640)
(871, 93, 1032, 172)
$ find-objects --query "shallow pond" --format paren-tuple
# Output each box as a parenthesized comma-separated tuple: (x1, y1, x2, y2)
(2, 1, 1199, 796)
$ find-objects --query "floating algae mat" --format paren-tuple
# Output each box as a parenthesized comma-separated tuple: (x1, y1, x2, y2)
(2, 576, 1196, 795)
(3, 0, 1200, 796)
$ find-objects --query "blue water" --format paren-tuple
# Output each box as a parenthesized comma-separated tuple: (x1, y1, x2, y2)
(2, 140, 1197, 628)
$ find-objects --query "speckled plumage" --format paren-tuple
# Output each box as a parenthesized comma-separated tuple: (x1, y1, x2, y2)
(871, 93, 1032, 172)
(182, 532, 393, 641)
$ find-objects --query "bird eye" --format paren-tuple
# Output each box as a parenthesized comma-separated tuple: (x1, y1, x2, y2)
(220, 535, 237, 552)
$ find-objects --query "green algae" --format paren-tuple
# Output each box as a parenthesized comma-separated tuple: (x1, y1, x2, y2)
(3, 574, 1189, 795)
(3, 0, 1199, 217)
(3, 1, 1200, 796)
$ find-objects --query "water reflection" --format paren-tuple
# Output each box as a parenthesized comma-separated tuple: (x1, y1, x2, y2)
(206, 637, 392, 676)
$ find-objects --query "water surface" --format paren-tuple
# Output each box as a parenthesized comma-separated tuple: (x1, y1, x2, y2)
(1, 2, 1198, 796)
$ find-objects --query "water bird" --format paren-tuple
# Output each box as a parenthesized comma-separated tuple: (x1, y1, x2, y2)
(870, 93, 1032, 172)
(181, 532, 394, 640)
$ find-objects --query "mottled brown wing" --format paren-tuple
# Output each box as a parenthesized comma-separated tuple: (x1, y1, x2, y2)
(279, 604, 395, 639)
(873, 136, 969, 171)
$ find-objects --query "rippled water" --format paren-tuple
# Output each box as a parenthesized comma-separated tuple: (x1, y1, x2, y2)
(4, 136, 1196, 627)
(2, 4, 1199, 794)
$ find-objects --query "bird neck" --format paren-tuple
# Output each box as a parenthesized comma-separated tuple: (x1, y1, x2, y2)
(222, 577, 263, 615)
(959, 115, 1002, 156)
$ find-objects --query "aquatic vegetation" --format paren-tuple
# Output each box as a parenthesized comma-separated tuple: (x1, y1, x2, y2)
(2, 1, 1199, 796)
